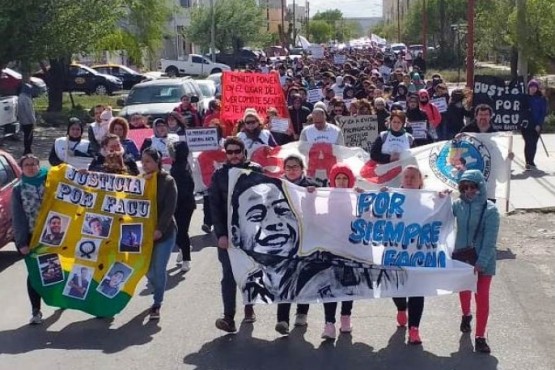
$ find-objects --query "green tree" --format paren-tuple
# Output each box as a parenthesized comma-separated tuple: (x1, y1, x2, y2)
(308, 20, 332, 44)
(0, 0, 124, 112)
(312, 9, 344, 42)
(186, 0, 267, 55)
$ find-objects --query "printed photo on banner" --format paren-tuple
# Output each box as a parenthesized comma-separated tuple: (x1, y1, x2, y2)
(37, 253, 64, 286)
(97, 262, 133, 298)
(82, 213, 113, 239)
(63, 264, 93, 300)
(119, 224, 143, 253)
(229, 170, 407, 304)
(40, 211, 70, 247)
(74, 238, 102, 263)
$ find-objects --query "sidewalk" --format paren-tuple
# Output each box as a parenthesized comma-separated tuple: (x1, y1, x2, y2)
(508, 133, 555, 211)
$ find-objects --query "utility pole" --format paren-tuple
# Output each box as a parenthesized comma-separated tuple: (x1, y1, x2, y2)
(281, 0, 285, 46)
(306, 1, 310, 41)
(293, 0, 297, 44)
(266, 0, 270, 32)
(516, 0, 528, 84)
(422, 0, 428, 59)
(210, 0, 216, 62)
(466, 0, 475, 88)
(397, 0, 401, 43)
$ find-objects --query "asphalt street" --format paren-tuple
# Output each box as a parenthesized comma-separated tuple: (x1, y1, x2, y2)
(1, 206, 554, 370)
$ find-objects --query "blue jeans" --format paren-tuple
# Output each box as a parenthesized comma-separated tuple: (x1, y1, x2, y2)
(217, 247, 237, 319)
(147, 227, 177, 308)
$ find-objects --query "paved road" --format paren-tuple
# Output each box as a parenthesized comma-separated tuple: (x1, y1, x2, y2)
(1, 207, 554, 370)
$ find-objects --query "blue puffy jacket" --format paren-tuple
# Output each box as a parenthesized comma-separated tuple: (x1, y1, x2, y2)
(527, 94, 548, 128)
(452, 170, 500, 275)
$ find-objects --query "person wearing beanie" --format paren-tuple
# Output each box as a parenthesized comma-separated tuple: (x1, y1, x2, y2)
(236, 108, 277, 158)
(48, 117, 92, 166)
(320, 163, 357, 340)
(452, 170, 500, 354)
(300, 104, 345, 145)
(522, 79, 547, 170)
(12, 154, 49, 325)
(371, 110, 414, 164)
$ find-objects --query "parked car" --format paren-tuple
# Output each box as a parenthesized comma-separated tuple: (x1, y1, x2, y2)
(408, 44, 425, 57)
(34, 63, 123, 95)
(196, 79, 217, 114)
(0, 96, 20, 139)
(206, 73, 222, 95)
(91, 64, 149, 90)
(118, 78, 204, 124)
(390, 43, 408, 55)
(160, 54, 231, 77)
(212, 49, 260, 68)
(0, 68, 47, 98)
(0, 150, 22, 249)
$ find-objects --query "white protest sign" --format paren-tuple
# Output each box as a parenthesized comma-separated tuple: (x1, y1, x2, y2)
(432, 97, 448, 113)
(270, 117, 290, 134)
(409, 121, 427, 139)
(338, 115, 379, 152)
(309, 46, 325, 59)
(344, 99, 353, 109)
(379, 65, 392, 77)
(334, 54, 346, 65)
(307, 89, 323, 103)
(185, 128, 219, 152)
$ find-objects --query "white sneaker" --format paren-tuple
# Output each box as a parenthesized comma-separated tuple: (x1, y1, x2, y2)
(176, 250, 183, 263)
(294, 313, 308, 327)
(29, 311, 43, 325)
(181, 261, 191, 272)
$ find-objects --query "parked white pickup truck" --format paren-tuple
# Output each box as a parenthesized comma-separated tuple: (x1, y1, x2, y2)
(160, 54, 231, 77)
(0, 96, 19, 139)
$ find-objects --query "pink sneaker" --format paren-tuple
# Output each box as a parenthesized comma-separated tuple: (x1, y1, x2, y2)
(408, 326, 422, 345)
(339, 315, 352, 333)
(397, 310, 407, 327)
(321, 322, 336, 340)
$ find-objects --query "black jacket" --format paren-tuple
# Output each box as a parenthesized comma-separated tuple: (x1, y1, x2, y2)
(170, 142, 196, 210)
(209, 161, 262, 238)
(460, 121, 497, 133)
(288, 106, 311, 136)
(376, 109, 390, 133)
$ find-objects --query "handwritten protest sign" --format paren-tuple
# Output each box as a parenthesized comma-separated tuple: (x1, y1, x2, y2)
(270, 117, 290, 133)
(334, 54, 346, 65)
(309, 46, 325, 59)
(26, 165, 157, 317)
(307, 89, 323, 103)
(221, 71, 289, 123)
(185, 128, 219, 152)
(337, 115, 379, 152)
(473, 75, 528, 131)
(432, 97, 448, 113)
(409, 121, 427, 139)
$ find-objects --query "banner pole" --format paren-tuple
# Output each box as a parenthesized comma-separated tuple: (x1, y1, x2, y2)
(539, 134, 550, 157)
(505, 134, 514, 213)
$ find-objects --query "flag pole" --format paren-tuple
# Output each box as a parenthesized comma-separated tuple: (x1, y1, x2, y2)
(505, 134, 514, 213)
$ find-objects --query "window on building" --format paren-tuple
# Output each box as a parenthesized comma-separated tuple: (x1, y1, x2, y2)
(180, 0, 191, 7)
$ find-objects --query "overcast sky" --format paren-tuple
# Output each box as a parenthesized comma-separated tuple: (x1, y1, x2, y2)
(288, 0, 383, 18)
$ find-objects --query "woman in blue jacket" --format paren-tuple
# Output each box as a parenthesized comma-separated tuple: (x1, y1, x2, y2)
(523, 79, 547, 171)
(452, 170, 500, 354)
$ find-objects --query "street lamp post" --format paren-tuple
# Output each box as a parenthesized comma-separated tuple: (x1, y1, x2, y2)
(210, 0, 216, 62)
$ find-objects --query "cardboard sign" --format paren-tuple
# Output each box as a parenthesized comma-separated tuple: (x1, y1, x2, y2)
(337, 115, 379, 152)
(221, 71, 289, 124)
(309, 46, 325, 59)
(409, 121, 427, 139)
(432, 97, 448, 113)
(344, 99, 354, 109)
(185, 128, 219, 152)
(270, 117, 290, 134)
(307, 89, 323, 103)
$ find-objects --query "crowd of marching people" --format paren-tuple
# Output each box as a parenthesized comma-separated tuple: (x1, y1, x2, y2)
(10, 45, 547, 354)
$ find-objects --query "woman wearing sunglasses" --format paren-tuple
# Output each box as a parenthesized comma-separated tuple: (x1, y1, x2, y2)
(452, 170, 500, 354)
(236, 108, 277, 159)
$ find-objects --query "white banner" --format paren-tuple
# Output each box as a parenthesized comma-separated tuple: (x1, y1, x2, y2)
(227, 168, 476, 304)
(190, 133, 512, 201)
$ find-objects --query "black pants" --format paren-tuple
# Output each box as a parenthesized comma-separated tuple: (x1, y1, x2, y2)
(22, 124, 34, 154)
(522, 129, 540, 166)
(393, 297, 424, 328)
(175, 205, 195, 261)
(277, 303, 309, 324)
(323, 301, 353, 324)
(27, 277, 41, 313)
(202, 195, 212, 226)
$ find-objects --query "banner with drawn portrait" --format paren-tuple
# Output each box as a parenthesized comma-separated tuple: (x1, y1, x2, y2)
(25, 164, 157, 317)
(227, 168, 476, 305)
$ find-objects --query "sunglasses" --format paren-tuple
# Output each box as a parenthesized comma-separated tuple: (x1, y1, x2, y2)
(226, 149, 243, 155)
(245, 120, 258, 125)
(459, 183, 477, 191)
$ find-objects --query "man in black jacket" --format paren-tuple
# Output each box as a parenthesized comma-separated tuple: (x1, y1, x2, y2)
(210, 137, 262, 333)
